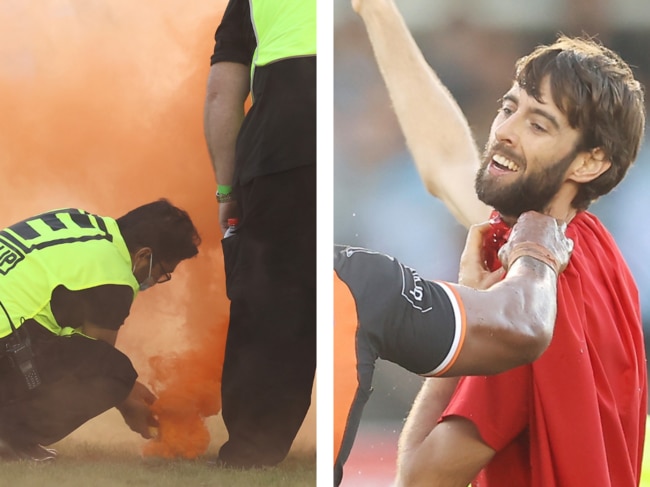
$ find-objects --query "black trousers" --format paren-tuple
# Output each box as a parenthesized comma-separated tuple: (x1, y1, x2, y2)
(0, 320, 137, 447)
(219, 165, 316, 467)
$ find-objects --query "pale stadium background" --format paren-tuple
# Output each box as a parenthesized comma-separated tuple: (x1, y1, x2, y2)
(334, 0, 650, 485)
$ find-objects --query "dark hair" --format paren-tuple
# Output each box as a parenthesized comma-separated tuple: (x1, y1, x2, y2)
(116, 199, 201, 263)
(514, 35, 646, 210)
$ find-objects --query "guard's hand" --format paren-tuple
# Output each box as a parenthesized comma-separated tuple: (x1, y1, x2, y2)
(218, 200, 239, 236)
(459, 221, 506, 289)
(116, 381, 159, 439)
(498, 211, 574, 274)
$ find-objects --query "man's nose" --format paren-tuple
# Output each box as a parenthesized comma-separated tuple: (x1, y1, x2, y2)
(494, 113, 521, 147)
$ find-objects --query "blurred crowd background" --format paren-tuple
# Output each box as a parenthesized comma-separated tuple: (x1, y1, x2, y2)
(334, 0, 650, 483)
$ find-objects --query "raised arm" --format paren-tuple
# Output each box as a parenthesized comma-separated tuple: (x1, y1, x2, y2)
(352, 0, 491, 227)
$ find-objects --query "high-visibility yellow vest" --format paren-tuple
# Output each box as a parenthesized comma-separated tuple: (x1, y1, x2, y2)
(249, 0, 316, 68)
(0, 208, 138, 338)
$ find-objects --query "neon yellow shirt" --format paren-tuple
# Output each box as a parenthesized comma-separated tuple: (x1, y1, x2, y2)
(0, 209, 138, 337)
(250, 0, 316, 68)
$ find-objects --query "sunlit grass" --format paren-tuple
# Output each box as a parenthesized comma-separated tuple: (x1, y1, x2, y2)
(0, 441, 316, 487)
(0, 409, 317, 487)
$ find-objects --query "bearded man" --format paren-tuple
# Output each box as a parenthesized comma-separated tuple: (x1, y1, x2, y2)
(351, 1, 647, 486)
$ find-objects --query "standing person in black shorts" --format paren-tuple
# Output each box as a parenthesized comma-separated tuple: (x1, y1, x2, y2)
(203, 0, 316, 468)
(333, 210, 573, 485)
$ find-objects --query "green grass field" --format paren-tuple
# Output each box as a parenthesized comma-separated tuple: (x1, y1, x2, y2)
(0, 442, 316, 487)
(0, 408, 317, 487)
(3, 415, 650, 486)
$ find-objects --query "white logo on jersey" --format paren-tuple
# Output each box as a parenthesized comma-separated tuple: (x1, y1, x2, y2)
(401, 265, 432, 312)
(409, 272, 423, 301)
(343, 246, 395, 261)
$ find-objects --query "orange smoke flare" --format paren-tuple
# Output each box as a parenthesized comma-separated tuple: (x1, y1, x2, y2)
(143, 345, 223, 459)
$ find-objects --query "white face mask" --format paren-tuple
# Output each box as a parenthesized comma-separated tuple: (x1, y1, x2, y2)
(133, 253, 156, 291)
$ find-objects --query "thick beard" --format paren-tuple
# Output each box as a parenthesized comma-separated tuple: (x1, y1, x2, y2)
(474, 145, 579, 218)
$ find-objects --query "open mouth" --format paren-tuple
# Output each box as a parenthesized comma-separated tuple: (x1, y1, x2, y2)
(492, 154, 520, 172)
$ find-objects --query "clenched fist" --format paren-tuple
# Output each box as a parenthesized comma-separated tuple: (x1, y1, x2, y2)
(498, 211, 574, 275)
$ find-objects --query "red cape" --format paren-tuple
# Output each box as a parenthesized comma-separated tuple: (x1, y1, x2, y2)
(445, 212, 647, 486)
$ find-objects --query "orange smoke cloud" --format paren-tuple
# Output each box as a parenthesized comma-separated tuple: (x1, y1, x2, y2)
(144, 350, 221, 459)
(0, 0, 232, 458)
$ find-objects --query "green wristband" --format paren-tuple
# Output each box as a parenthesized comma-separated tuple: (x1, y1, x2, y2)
(217, 184, 232, 195)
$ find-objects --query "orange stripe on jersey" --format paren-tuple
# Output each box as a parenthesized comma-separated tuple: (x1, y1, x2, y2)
(434, 282, 467, 376)
(333, 271, 359, 462)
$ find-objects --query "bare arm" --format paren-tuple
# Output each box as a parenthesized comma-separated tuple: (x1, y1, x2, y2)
(397, 379, 493, 487)
(352, 0, 491, 228)
(79, 321, 158, 439)
(398, 377, 459, 454)
(447, 254, 558, 375)
(203, 61, 249, 233)
(81, 321, 118, 346)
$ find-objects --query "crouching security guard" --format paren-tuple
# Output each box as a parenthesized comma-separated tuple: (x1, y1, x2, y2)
(0, 199, 200, 461)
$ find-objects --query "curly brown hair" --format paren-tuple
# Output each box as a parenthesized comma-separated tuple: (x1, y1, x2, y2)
(514, 35, 646, 210)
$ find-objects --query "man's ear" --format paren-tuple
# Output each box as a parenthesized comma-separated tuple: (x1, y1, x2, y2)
(567, 148, 611, 183)
(133, 247, 153, 262)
